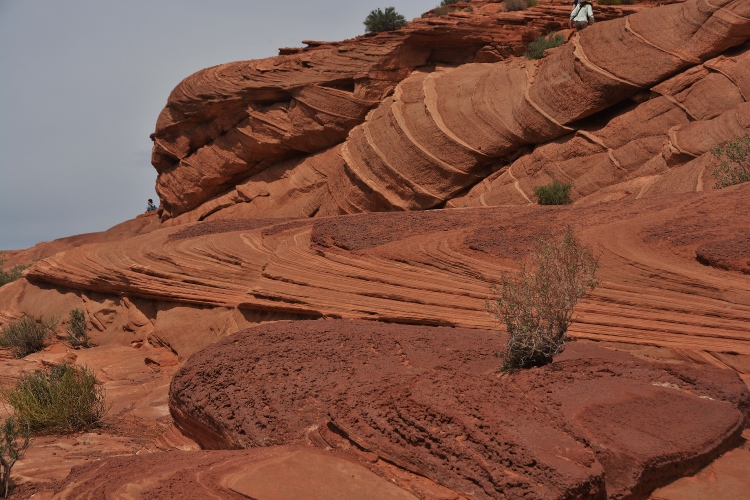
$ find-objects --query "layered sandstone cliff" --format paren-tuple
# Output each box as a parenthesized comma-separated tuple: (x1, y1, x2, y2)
(2, 1, 750, 497)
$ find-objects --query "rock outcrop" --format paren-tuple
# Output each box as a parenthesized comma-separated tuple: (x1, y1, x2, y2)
(449, 45, 750, 207)
(151, 0, 750, 223)
(151, 1, 643, 223)
(2, 1, 750, 497)
(20, 183, 750, 361)
(169, 320, 750, 499)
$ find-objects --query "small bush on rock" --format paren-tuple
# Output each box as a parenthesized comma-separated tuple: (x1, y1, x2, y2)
(440, 0, 461, 5)
(487, 227, 599, 370)
(711, 135, 750, 189)
(66, 308, 91, 348)
(534, 179, 573, 205)
(364, 7, 407, 33)
(2, 364, 107, 434)
(0, 317, 55, 358)
(0, 417, 31, 499)
(525, 31, 565, 59)
(0, 256, 29, 287)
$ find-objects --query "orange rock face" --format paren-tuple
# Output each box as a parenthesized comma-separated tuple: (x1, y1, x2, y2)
(150, 1, 642, 223)
(2, 0, 750, 498)
(150, 0, 749, 223)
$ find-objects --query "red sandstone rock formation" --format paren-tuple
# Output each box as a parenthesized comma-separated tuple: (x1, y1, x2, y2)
(18, 184, 750, 361)
(2, 1, 750, 497)
(150, 1, 641, 223)
(168, 320, 749, 499)
(150, 0, 749, 223)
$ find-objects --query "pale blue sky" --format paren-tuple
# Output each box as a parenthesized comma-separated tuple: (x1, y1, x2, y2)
(0, 0, 432, 250)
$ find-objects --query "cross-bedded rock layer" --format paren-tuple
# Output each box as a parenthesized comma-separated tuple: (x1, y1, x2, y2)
(21, 184, 750, 361)
(150, 0, 750, 224)
(169, 320, 750, 499)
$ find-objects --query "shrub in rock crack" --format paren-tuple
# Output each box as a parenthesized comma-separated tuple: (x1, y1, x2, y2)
(525, 32, 565, 59)
(534, 179, 573, 205)
(66, 308, 92, 348)
(486, 227, 599, 370)
(711, 134, 750, 189)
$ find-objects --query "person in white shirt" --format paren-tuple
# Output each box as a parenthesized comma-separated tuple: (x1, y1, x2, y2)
(569, 0, 594, 30)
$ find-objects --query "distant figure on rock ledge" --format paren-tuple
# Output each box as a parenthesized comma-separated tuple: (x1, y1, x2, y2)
(146, 199, 157, 213)
(569, 0, 594, 30)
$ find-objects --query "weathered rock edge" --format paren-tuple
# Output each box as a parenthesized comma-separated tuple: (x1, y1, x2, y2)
(169, 320, 750, 499)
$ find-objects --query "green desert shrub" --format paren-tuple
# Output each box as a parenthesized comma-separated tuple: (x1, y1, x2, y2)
(0, 417, 31, 499)
(440, 0, 461, 5)
(363, 7, 407, 33)
(534, 179, 572, 205)
(0, 257, 29, 287)
(0, 317, 55, 358)
(486, 227, 599, 370)
(66, 309, 91, 349)
(2, 364, 107, 434)
(525, 31, 565, 59)
(432, 6, 451, 16)
(711, 134, 750, 189)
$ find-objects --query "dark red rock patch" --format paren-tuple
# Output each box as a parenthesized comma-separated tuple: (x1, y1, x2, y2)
(169, 320, 749, 500)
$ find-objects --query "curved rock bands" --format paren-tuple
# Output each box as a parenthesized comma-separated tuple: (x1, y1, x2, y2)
(326, 0, 750, 214)
(24, 184, 750, 357)
(151, 1, 629, 221)
(169, 320, 750, 499)
(451, 44, 750, 208)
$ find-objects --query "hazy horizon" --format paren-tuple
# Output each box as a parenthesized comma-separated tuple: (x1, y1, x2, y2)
(0, 0, 432, 251)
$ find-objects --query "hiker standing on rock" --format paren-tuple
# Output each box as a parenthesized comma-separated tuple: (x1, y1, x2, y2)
(146, 199, 157, 213)
(569, 0, 594, 30)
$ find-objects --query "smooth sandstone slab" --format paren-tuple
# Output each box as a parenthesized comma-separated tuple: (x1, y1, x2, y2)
(650, 436, 750, 500)
(226, 450, 416, 500)
(52, 447, 416, 500)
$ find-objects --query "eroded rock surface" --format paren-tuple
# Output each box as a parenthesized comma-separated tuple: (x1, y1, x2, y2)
(19, 184, 750, 360)
(151, 0, 750, 223)
(169, 320, 749, 499)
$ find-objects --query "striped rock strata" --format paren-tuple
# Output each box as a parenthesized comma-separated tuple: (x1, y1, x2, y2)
(151, 1, 641, 223)
(151, 0, 750, 223)
(17, 184, 750, 364)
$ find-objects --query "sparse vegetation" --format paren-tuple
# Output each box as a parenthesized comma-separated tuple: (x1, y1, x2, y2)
(487, 227, 600, 370)
(711, 134, 750, 189)
(0, 317, 55, 358)
(432, 6, 451, 16)
(0, 256, 29, 287)
(66, 308, 91, 349)
(440, 0, 461, 5)
(534, 179, 573, 205)
(525, 31, 565, 59)
(2, 364, 107, 434)
(363, 7, 407, 33)
(0, 417, 31, 499)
